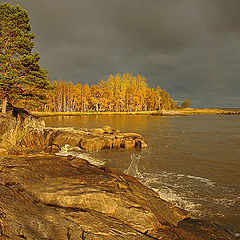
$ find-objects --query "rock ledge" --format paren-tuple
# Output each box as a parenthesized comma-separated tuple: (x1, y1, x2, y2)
(0, 154, 236, 240)
(0, 109, 147, 154)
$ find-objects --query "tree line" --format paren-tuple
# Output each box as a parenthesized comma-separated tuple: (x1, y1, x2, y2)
(0, 3, 190, 113)
(10, 73, 191, 112)
(44, 73, 175, 112)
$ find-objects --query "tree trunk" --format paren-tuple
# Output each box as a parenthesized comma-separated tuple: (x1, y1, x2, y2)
(2, 97, 7, 114)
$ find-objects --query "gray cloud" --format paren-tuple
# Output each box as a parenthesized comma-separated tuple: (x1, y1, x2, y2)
(2, 0, 240, 107)
(199, 0, 240, 34)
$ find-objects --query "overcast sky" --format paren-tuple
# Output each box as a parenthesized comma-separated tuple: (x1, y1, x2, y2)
(3, 0, 240, 107)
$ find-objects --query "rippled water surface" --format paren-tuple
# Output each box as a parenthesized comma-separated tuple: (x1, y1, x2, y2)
(44, 114, 240, 235)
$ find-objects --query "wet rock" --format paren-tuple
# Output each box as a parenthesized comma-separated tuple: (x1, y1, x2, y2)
(103, 137, 114, 149)
(135, 139, 148, 148)
(220, 111, 240, 115)
(0, 155, 236, 240)
(176, 218, 237, 240)
(43, 128, 147, 152)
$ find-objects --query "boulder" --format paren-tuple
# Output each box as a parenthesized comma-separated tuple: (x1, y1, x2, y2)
(120, 132, 144, 140)
(20, 129, 46, 152)
(0, 155, 236, 240)
(103, 136, 114, 149)
(135, 139, 148, 148)
(90, 128, 105, 135)
(124, 139, 136, 149)
(140, 140, 148, 148)
(112, 138, 121, 149)
(80, 136, 106, 151)
(50, 129, 85, 148)
(103, 125, 115, 134)
(69, 146, 82, 152)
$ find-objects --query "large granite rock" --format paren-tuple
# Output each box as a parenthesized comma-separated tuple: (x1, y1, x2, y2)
(20, 126, 147, 153)
(0, 109, 147, 154)
(0, 155, 236, 240)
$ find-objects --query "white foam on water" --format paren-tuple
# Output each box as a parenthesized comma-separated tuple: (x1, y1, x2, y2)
(56, 145, 105, 167)
(124, 154, 143, 178)
(124, 154, 202, 214)
(56, 144, 70, 156)
(212, 197, 237, 207)
(69, 152, 106, 167)
(123, 154, 240, 221)
(153, 186, 201, 213)
(140, 173, 202, 214)
(176, 174, 185, 178)
(234, 232, 240, 239)
(186, 174, 216, 187)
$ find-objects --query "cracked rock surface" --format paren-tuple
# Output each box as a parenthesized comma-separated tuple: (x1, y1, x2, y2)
(0, 155, 236, 240)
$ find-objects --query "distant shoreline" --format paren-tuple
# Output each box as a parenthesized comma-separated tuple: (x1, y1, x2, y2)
(31, 108, 240, 117)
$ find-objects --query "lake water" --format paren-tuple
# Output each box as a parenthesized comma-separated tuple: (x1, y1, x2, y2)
(44, 114, 240, 236)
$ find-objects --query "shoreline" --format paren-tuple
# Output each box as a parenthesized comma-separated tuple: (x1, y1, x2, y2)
(0, 109, 237, 239)
(31, 108, 239, 117)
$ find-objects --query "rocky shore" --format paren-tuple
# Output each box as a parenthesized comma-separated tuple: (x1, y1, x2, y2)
(0, 108, 147, 155)
(0, 108, 237, 239)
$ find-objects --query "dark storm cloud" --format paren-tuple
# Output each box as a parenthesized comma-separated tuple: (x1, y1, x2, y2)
(199, 0, 240, 34)
(2, 0, 240, 107)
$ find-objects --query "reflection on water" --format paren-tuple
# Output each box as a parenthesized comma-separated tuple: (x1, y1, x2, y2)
(44, 114, 240, 235)
(44, 115, 149, 132)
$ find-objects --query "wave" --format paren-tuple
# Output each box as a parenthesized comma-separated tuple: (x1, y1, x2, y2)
(124, 154, 202, 214)
(186, 174, 215, 187)
(140, 172, 202, 214)
(56, 145, 105, 167)
(124, 154, 143, 178)
(123, 153, 240, 222)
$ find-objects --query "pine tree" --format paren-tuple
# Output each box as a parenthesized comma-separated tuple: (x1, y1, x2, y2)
(0, 3, 50, 113)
